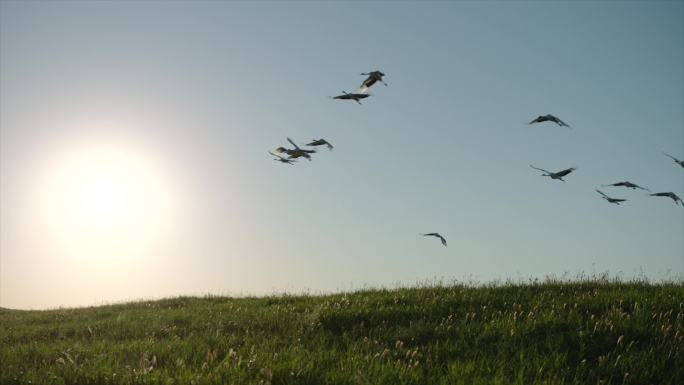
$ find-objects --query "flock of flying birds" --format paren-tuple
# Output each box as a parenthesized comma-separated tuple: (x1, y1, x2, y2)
(268, 71, 387, 164)
(268, 70, 683, 248)
(525, 119, 683, 210)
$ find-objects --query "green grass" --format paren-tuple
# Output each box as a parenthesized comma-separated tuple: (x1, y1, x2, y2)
(2, 279, 683, 385)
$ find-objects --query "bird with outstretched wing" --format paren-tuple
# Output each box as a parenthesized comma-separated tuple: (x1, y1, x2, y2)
(268, 151, 295, 165)
(649, 192, 682, 205)
(528, 114, 571, 128)
(530, 165, 576, 181)
(595, 189, 627, 205)
(422, 233, 447, 247)
(663, 152, 684, 168)
(307, 139, 334, 151)
(359, 71, 387, 92)
(601, 181, 650, 191)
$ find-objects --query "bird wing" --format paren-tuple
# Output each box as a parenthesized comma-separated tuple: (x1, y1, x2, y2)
(268, 151, 283, 159)
(555, 167, 576, 177)
(287, 137, 301, 150)
(557, 118, 571, 128)
(528, 117, 542, 124)
(362, 77, 377, 89)
(635, 184, 650, 191)
(530, 165, 552, 174)
(312, 139, 328, 146)
(595, 189, 609, 199)
(422, 233, 446, 246)
(663, 152, 681, 163)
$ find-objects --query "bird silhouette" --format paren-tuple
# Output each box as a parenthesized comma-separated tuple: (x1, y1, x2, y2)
(422, 233, 447, 247)
(274, 138, 316, 161)
(307, 139, 334, 151)
(331, 91, 370, 105)
(530, 165, 577, 181)
(268, 151, 296, 165)
(528, 114, 571, 128)
(595, 189, 627, 205)
(601, 181, 650, 191)
(359, 71, 387, 92)
(649, 192, 682, 205)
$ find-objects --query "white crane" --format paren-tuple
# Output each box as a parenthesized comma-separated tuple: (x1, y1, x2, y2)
(649, 192, 682, 205)
(422, 233, 447, 247)
(595, 189, 627, 205)
(528, 114, 571, 128)
(663, 152, 684, 169)
(530, 165, 577, 181)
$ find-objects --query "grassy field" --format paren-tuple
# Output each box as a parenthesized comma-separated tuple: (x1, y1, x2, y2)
(1, 279, 683, 385)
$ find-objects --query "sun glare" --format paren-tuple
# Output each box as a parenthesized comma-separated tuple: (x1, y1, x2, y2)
(39, 142, 174, 261)
(81, 175, 129, 222)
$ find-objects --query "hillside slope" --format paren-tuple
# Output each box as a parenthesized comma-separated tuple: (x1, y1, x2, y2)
(1, 281, 683, 384)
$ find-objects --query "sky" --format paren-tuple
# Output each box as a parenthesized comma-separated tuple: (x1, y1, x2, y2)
(1, 1, 682, 309)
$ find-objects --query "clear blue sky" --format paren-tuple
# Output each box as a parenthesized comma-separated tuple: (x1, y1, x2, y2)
(1, 1, 682, 309)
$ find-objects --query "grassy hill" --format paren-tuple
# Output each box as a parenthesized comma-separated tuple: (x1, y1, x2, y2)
(1, 280, 683, 385)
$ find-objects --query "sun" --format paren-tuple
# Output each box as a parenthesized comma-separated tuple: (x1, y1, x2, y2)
(39, 142, 174, 261)
(80, 174, 130, 222)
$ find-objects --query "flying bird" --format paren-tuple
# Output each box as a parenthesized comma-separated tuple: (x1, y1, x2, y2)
(422, 233, 447, 247)
(359, 71, 387, 91)
(595, 189, 627, 205)
(268, 151, 296, 165)
(528, 114, 571, 128)
(649, 192, 682, 205)
(285, 137, 316, 160)
(663, 152, 684, 168)
(275, 138, 316, 161)
(601, 181, 650, 191)
(530, 165, 577, 181)
(307, 139, 334, 151)
(331, 91, 370, 105)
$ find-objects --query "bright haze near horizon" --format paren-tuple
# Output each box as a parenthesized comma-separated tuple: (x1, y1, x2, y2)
(1, 1, 682, 309)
